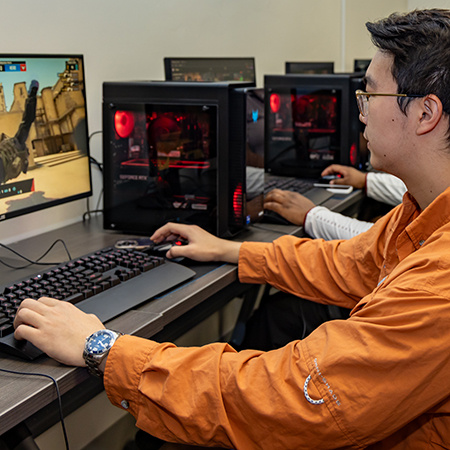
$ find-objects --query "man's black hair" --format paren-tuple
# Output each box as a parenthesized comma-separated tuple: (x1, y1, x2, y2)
(366, 9, 450, 127)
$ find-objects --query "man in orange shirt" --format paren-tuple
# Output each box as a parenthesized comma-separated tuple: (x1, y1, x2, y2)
(14, 9, 450, 449)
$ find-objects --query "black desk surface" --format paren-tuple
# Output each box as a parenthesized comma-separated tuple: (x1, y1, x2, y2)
(0, 188, 362, 436)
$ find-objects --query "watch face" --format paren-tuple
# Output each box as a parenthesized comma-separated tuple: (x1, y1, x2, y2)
(86, 330, 117, 355)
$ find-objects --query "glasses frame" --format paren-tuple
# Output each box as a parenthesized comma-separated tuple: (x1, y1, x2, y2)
(355, 89, 423, 117)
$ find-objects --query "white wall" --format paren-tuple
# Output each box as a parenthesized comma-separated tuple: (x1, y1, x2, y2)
(0, 0, 414, 244)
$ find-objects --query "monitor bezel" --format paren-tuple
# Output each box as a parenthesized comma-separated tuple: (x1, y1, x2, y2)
(0, 53, 92, 222)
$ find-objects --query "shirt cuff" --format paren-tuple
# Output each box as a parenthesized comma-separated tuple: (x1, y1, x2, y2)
(104, 335, 160, 416)
(303, 206, 318, 228)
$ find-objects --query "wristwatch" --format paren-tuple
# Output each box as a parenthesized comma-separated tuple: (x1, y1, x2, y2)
(83, 329, 123, 377)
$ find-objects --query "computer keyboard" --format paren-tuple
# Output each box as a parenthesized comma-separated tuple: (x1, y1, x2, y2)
(264, 177, 315, 194)
(0, 246, 196, 360)
(263, 176, 335, 225)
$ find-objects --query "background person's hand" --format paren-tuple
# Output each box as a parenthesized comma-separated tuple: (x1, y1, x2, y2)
(321, 164, 366, 189)
(264, 189, 315, 225)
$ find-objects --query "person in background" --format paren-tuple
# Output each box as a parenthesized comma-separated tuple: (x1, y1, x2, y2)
(264, 164, 406, 240)
(13, 9, 450, 449)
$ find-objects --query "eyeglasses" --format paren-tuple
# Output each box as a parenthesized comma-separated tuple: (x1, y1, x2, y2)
(355, 89, 423, 117)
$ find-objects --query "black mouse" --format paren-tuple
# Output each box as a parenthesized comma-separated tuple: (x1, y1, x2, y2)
(150, 238, 188, 262)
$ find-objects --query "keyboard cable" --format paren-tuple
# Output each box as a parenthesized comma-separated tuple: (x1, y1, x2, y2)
(0, 367, 70, 450)
(0, 239, 72, 270)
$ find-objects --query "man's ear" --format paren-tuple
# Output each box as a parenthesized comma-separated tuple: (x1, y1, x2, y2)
(417, 94, 443, 135)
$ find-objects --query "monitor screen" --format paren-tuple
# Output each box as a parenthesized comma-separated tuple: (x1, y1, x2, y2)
(0, 54, 92, 222)
(354, 59, 371, 72)
(164, 57, 256, 83)
(285, 62, 334, 75)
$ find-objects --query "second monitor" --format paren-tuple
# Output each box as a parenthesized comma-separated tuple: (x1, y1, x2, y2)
(164, 57, 256, 83)
(285, 61, 334, 75)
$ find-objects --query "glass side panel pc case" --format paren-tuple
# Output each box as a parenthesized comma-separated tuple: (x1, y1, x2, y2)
(102, 81, 264, 237)
(265, 73, 368, 179)
(0, 54, 92, 222)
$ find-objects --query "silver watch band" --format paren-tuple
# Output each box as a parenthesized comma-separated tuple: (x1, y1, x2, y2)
(83, 330, 123, 377)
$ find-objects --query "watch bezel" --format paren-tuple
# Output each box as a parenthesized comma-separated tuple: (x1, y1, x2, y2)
(85, 329, 118, 355)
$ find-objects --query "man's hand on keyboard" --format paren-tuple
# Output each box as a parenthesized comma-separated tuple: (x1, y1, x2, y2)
(264, 189, 315, 226)
(14, 297, 104, 366)
(150, 222, 241, 264)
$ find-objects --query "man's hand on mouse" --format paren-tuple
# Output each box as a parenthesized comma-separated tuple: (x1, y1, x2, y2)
(321, 164, 366, 189)
(150, 223, 241, 264)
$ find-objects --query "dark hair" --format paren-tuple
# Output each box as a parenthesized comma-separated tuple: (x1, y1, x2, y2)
(366, 9, 450, 129)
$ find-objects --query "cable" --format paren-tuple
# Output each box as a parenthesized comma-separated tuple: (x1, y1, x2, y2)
(84, 131, 104, 222)
(0, 239, 72, 269)
(0, 367, 70, 450)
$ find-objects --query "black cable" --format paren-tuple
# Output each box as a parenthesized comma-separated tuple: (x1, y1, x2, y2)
(82, 209, 103, 222)
(0, 367, 70, 450)
(0, 238, 72, 269)
(84, 131, 104, 222)
(89, 155, 103, 173)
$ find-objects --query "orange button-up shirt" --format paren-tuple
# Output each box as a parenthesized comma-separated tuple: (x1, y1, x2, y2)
(105, 189, 450, 449)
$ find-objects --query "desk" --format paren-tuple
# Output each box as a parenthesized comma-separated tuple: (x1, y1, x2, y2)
(0, 188, 362, 440)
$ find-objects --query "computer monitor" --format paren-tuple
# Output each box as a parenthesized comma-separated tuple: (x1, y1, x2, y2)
(103, 81, 263, 237)
(354, 59, 371, 73)
(164, 57, 256, 83)
(265, 73, 367, 179)
(285, 62, 334, 75)
(0, 54, 92, 222)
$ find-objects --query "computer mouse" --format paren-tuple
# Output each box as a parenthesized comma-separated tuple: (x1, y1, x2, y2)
(150, 238, 189, 262)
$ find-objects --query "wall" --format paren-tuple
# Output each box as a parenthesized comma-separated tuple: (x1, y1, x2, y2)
(0, 0, 409, 245)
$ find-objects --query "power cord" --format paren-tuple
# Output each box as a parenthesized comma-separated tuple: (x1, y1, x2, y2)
(0, 239, 72, 270)
(0, 368, 70, 450)
(84, 131, 104, 222)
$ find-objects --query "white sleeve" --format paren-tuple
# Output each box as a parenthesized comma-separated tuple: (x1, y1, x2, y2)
(366, 172, 406, 206)
(304, 206, 373, 240)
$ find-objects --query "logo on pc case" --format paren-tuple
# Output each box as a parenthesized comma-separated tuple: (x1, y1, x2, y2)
(252, 109, 259, 122)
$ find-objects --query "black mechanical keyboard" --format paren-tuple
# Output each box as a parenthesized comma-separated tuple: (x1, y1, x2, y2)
(0, 246, 196, 360)
(263, 176, 335, 225)
(264, 177, 315, 194)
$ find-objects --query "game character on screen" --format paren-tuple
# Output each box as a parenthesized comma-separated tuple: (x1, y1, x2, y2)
(0, 80, 38, 184)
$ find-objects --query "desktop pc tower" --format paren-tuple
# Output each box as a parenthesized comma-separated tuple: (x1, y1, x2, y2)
(264, 73, 368, 179)
(102, 81, 264, 237)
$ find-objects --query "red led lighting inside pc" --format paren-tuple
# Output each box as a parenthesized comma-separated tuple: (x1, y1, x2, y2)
(232, 183, 243, 217)
(270, 93, 281, 113)
(114, 110, 135, 138)
(350, 142, 357, 166)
